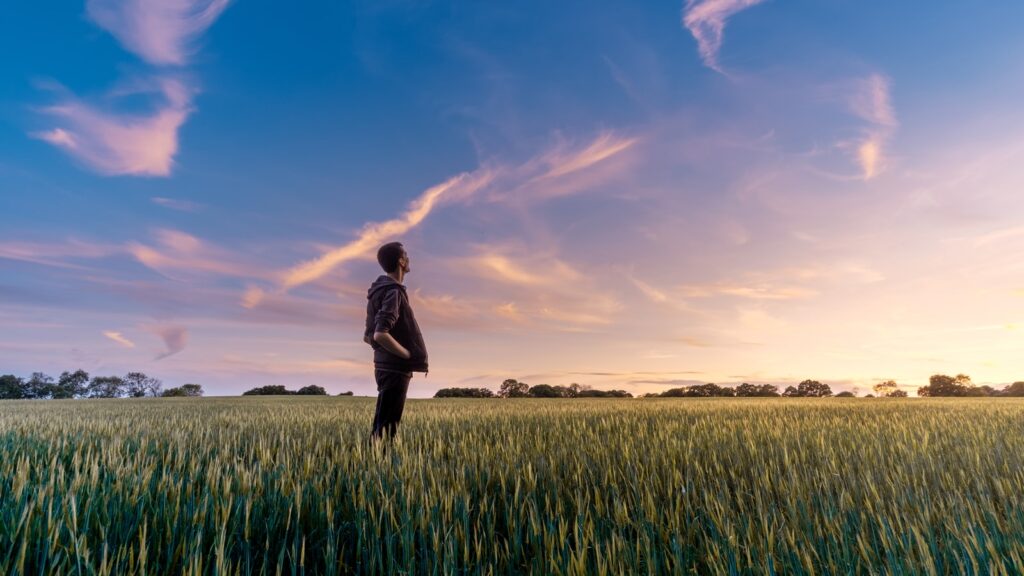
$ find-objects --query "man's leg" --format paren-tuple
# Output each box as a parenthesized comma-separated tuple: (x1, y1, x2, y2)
(371, 369, 411, 440)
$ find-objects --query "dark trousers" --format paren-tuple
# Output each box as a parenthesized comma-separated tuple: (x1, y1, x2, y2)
(371, 368, 411, 441)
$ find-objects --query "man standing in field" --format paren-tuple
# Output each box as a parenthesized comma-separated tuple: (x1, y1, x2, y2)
(364, 242, 429, 441)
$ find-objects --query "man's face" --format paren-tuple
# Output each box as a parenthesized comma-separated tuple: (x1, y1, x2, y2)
(400, 250, 411, 273)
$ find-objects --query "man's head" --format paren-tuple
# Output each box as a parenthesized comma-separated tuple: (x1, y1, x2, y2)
(377, 242, 410, 275)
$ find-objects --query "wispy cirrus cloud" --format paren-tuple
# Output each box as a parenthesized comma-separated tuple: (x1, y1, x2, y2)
(682, 0, 768, 73)
(463, 249, 584, 288)
(32, 78, 192, 177)
(537, 132, 639, 180)
(264, 131, 636, 300)
(102, 330, 136, 348)
(127, 228, 271, 280)
(845, 74, 897, 179)
(152, 197, 204, 212)
(86, 0, 231, 66)
(276, 170, 496, 294)
(0, 238, 120, 269)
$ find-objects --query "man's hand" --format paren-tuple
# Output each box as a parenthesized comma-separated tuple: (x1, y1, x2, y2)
(373, 331, 411, 359)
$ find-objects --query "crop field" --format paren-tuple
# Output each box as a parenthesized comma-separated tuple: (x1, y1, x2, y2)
(2, 397, 1024, 575)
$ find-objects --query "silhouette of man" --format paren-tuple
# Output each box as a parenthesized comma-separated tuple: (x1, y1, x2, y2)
(364, 242, 428, 441)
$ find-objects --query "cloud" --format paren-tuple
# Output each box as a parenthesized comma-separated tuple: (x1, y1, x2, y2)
(149, 324, 188, 359)
(969, 225, 1024, 248)
(507, 132, 639, 202)
(682, 0, 768, 72)
(0, 238, 120, 269)
(628, 276, 693, 311)
(152, 197, 204, 212)
(680, 283, 817, 300)
(539, 132, 639, 179)
(86, 0, 231, 66)
(628, 378, 708, 387)
(845, 74, 897, 179)
(32, 78, 192, 177)
(279, 170, 496, 292)
(264, 131, 635, 299)
(127, 228, 267, 279)
(464, 250, 583, 288)
(102, 330, 136, 348)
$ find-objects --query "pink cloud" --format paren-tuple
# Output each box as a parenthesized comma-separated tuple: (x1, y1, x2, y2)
(103, 330, 136, 348)
(0, 238, 121, 269)
(538, 132, 639, 179)
(267, 131, 636, 300)
(682, 0, 768, 73)
(148, 324, 188, 359)
(127, 228, 269, 279)
(277, 170, 496, 292)
(86, 0, 231, 66)
(32, 78, 192, 177)
(844, 74, 897, 179)
(152, 197, 204, 212)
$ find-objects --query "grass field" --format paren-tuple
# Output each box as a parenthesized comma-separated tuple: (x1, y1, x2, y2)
(2, 396, 1023, 575)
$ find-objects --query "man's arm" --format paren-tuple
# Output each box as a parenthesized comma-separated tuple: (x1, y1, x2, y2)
(373, 331, 411, 359)
(372, 287, 410, 358)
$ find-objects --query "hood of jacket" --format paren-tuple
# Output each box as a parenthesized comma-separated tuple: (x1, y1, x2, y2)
(367, 275, 405, 299)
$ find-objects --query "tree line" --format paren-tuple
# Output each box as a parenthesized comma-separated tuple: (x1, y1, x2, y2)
(433, 375, 1024, 399)
(435, 380, 633, 398)
(0, 370, 204, 399)
(241, 384, 353, 396)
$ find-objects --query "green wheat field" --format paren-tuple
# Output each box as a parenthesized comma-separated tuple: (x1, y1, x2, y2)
(2, 396, 1023, 575)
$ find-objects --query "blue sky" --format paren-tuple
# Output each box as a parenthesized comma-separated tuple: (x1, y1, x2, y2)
(3, 0, 1024, 396)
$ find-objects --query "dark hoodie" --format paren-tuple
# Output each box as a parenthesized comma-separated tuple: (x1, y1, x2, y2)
(365, 275, 429, 373)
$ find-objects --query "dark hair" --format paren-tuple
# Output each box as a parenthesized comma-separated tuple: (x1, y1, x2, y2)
(377, 242, 405, 273)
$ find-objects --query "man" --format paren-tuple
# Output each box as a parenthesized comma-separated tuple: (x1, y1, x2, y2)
(364, 241, 429, 441)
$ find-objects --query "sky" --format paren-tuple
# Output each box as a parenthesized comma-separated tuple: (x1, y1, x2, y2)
(3, 1, 1024, 397)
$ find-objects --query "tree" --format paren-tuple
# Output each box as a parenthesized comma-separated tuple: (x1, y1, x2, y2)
(88, 376, 125, 398)
(54, 370, 90, 399)
(434, 387, 496, 398)
(498, 379, 530, 398)
(337, 391, 354, 396)
(577, 389, 633, 398)
(887, 390, 908, 398)
(242, 385, 293, 395)
(162, 383, 204, 397)
(735, 383, 779, 397)
(25, 372, 55, 399)
(873, 380, 898, 397)
(0, 375, 26, 399)
(1002, 382, 1024, 397)
(528, 384, 566, 398)
(684, 383, 734, 397)
(297, 385, 328, 395)
(784, 380, 833, 397)
(835, 391, 856, 397)
(801, 380, 833, 397)
(918, 374, 973, 397)
(123, 372, 162, 398)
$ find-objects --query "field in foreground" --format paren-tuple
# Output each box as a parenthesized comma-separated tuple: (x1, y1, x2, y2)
(2, 397, 1024, 575)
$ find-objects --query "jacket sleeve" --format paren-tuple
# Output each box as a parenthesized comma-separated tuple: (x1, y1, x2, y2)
(374, 288, 402, 333)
